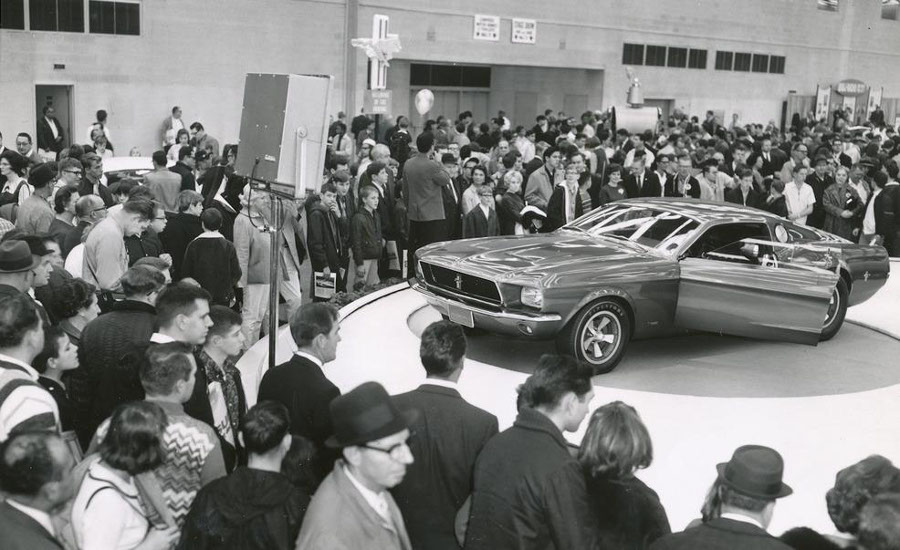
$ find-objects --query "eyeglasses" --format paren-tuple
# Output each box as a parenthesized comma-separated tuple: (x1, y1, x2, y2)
(360, 436, 413, 461)
(91, 206, 107, 214)
(64, 170, 82, 176)
(154, 216, 167, 221)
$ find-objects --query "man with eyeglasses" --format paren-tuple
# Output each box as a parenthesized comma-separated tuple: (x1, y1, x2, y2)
(14, 133, 41, 167)
(297, 381, 416, 550)
(779, 142, 811, 189)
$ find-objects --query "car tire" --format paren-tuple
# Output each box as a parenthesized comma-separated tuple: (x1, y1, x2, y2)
(820, 278, 849, 342)
(556, 299, 631, 375)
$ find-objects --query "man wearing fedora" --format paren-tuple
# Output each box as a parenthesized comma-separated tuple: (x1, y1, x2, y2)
(295, 381, 416, 550)
(650, 445, 793, 550)
(0, 239, 53, 326)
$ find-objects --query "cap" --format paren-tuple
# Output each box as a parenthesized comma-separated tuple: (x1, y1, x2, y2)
(194, 149, 210, 162)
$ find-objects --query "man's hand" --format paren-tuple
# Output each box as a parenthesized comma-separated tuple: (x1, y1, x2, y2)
(322, 267, 331, 276)
(356, 266, 366, 279)
(841, 210, 853, 219)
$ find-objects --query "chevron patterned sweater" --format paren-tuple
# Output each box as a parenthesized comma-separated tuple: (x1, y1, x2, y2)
(90, 400, 227, 526)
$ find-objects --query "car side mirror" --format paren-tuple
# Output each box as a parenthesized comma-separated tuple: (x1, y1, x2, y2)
(740, 243, 760, 261)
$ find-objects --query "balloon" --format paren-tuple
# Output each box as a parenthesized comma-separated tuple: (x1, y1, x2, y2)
(414, 89, 434, 116)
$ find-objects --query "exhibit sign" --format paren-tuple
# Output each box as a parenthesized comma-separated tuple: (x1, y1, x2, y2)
(364, 90, 392, 114)
(511, 18, 537, 44)
(473, 14, 500, 41)
(835, 79, 868, 97)
(815, 86, 831, 122)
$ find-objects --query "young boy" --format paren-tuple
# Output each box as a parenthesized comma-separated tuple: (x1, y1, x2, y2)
(351, 184, 383, 287)
(189, 305, 248, 472)
(182, 208, 242, 306)
(462, 185, 500, 238)
(307, 182, 346, 298)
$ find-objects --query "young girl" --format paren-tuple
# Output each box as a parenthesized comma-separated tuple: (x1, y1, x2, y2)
(34, 326, 80, 433)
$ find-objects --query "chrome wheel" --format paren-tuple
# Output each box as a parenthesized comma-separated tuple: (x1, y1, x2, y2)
(580, 311, 622, 365)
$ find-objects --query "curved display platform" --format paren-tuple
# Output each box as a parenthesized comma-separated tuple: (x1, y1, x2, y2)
(408, 305, 900, 398)
(238, 278, 900, 538)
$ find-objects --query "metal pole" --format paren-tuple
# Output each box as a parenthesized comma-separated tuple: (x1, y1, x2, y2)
(267, 195, 282, 372)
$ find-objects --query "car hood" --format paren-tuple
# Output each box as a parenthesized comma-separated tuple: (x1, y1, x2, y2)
(417, 230, 667, 282)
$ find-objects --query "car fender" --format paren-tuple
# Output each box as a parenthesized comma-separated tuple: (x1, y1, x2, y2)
(563, 287, 637, 331)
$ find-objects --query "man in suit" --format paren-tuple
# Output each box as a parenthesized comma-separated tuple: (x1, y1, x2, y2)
(462, 185, 500, 239)
(652, 154, 673, 197)
(36, 106, 64, 155)
(758, 137, 787, 178)
(650, 445, 794, 550)
(666, 155, 702, 198)
(625, 155, 663, 198)
(391, 321, 499, 550)
(161, 105, 186, 146)
(15, 133, 43, 167)
(257, 303, 342, 479)
(831, 136, 853, 169)
(726, 169, 763, 208)
(405, 132, 452, 266)
(440, 153, 463, 240)
(0, 431, 76, 550)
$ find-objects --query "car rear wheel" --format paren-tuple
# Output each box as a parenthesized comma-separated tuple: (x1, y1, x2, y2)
(820, 278, 849, 342)
(556, 299, 631, 375)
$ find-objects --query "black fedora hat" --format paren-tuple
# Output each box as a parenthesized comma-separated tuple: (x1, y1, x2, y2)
(717, 445, 793, 500)
(0, 241, 40, 273)
(326, 382, 418, 449)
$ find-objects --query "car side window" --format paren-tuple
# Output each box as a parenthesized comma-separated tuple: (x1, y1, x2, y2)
(685, 223, 771, 259)
(784, 222, 820, 242)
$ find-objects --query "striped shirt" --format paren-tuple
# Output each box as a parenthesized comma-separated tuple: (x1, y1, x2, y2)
(0, 355, 60, 442)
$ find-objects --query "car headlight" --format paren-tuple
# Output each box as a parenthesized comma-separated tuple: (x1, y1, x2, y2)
(520, 287, 543, 309)
(415, 260, 424, 280)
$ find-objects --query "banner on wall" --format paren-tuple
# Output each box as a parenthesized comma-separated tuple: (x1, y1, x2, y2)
(815, 86, 832, 121)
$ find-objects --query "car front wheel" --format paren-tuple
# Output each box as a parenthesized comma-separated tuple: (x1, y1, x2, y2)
(556, 299, 631, 375)
(820, 278, 849, 342)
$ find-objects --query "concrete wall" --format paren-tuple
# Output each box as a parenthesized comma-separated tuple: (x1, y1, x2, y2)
(0, 0, 348, 155)
(3, 0, 900, 156)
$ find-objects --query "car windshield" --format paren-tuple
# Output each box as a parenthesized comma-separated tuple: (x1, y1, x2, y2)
(567, 204, 701, 255)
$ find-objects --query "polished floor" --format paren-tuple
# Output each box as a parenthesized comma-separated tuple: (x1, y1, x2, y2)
(238, 268, 900, 538)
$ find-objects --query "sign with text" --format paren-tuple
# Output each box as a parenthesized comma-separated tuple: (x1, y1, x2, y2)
(473, 14, 500, 41)
(511, 18, 536, 44)
(835, 79, 868, 97)
(364, 89, 392, 114)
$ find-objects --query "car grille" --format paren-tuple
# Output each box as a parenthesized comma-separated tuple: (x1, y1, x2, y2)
(422, 263, 502, 306)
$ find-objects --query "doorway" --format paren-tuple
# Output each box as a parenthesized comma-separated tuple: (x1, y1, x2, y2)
(644, 98, 675, 123)
(35, 85, 74, 152)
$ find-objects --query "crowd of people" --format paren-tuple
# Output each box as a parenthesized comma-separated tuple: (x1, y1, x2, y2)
(0, 102, 897, 549)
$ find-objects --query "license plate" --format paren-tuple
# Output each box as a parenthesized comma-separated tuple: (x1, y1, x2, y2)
(448, 305, 475, 328)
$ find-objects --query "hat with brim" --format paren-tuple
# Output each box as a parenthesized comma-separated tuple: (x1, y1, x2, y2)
(716, 445, 793, 500)
(0, 241, 40, 273)
(326, 382, 418, 449)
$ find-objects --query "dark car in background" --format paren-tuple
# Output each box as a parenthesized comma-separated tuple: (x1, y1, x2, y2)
(411, 199, 890, 373)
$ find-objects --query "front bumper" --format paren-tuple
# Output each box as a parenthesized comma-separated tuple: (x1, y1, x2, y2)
(411, 281, 563, 338)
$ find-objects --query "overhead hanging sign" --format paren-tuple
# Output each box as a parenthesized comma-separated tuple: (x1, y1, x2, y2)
(511, 18, 536, 44)
(473, 14, 500, 41)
